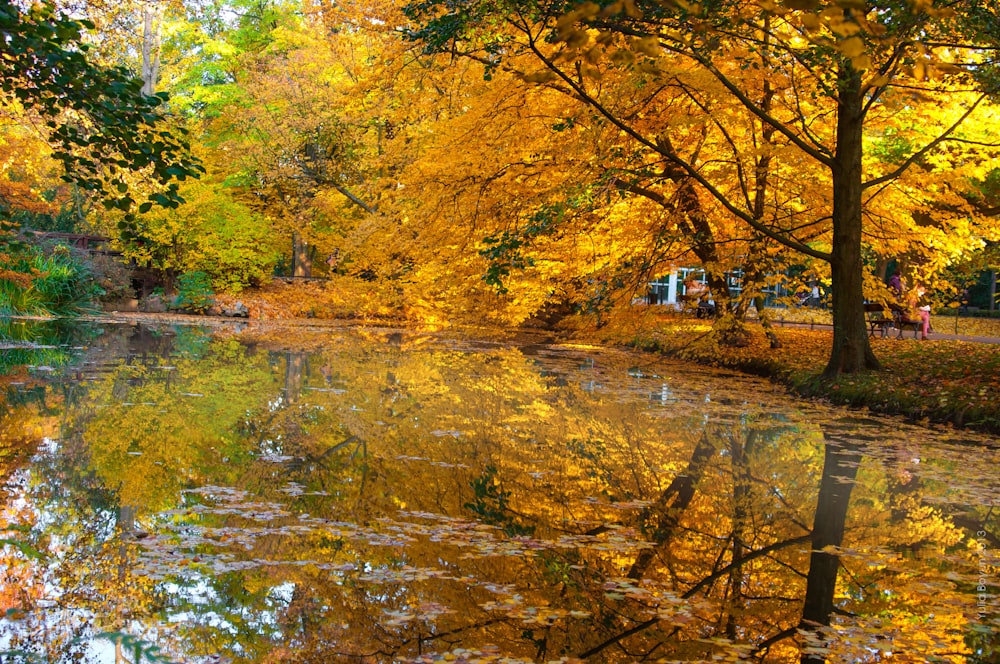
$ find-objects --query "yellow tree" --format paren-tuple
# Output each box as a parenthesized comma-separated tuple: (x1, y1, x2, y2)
(203, 0, 417, 278)
(403, 0, 1000, 375)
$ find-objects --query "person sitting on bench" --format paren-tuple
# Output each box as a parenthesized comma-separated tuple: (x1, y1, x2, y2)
(901, 284, 931, 340)
(682, 278, 714, 317)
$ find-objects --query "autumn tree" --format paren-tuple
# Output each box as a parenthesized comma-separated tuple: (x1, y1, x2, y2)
(185, 1, 402, 278)
(403, 0, 1000, 376)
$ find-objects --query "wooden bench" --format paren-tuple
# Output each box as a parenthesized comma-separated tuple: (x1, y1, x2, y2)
(892, 310, 923, 339)
(864, 303, 893, 338)
(865, 302, 925, 339)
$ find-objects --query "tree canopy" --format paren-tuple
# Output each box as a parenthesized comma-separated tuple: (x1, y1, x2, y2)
(402, 0, 1000, 374)
(0, 0, 202, 225)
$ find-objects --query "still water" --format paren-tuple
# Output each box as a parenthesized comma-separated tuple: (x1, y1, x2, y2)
(0, 320, 997, 663)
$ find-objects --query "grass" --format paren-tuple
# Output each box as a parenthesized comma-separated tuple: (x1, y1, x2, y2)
(0, 243, 102, 317)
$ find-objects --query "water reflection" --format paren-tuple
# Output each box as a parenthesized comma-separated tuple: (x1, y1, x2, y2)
(0, 321, 997, 663)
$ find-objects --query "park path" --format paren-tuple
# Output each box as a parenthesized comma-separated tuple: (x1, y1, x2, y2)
(770, 319, 1000, 345)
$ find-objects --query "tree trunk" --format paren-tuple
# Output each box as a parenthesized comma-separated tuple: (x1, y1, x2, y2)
(673, 182, 731, 316)
(874, 256, 890, 285)
(989, 269, 996, 312)
(141, 3, 162, 98)
(292, 232, 312, 277)
(655, 135, 733, 315)
(823, 65, 880, 378)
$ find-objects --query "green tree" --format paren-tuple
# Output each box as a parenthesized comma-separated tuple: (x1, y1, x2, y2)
(0, 0, 202, 228)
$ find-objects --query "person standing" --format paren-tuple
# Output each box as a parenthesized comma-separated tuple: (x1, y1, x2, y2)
(888, 268, 905, 298)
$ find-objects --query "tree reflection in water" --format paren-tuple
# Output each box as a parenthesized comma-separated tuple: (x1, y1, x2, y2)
(0, 323, 996, 662)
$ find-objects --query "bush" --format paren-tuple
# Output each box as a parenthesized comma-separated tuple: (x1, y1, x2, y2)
(172, 271, 215, 313)
(90, 253, 135, 302)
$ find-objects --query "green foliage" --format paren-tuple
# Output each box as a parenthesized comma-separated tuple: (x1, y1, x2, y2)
(480, 198, 585, 292)
(464, 465, 534, 536)
(2, 201, 79, 234)
(0, 648, 44, 663)
(119, 176, 277, 293)
(172, 271, 214, 313)
(0, 524, 42, 561)
(0, 318, 99, 374)
(869, 128, 915, 166)
(0, 243, 102, 316)
(185, 197, 278, 293)
(89, 633, 177, 664)
(0, 0, 203, 227)
(0, 632, 179, 664)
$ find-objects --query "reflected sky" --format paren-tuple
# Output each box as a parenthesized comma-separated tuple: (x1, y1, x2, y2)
(0, 321, 997, 663)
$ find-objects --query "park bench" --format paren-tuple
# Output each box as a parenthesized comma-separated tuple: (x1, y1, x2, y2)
(892, 310, 923, 339)
(864, 303, 893, 338)
(865, 302, 922, 339)
(695, 301, 716, 318)
(679, 293, 715, 318)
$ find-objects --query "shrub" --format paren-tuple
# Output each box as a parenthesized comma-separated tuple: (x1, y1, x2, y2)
(90, 253, 135, 302)
(0, 242, 102, 316)
(172, 271, 215, 313)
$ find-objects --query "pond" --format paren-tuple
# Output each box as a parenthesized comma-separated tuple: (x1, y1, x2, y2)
(0, 319, 997, 663)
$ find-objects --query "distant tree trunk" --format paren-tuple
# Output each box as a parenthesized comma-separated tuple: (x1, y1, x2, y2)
(990, 270, 996, 312)
(874, 256, 890, 285)
(141, 3, 162, 97)
(741, 239, 782, 348)
(292, 232, 312, 277)
(746, 35, 781, 349)
(823, 65, 880, 378)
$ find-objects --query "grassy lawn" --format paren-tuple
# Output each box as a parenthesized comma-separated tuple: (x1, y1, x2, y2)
(590, 307, 1000, 434)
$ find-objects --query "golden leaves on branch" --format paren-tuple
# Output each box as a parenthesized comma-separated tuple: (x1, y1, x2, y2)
(521, 70, 558, 84)
(755, 0, 965, 81)
(551, 0, 668, 83)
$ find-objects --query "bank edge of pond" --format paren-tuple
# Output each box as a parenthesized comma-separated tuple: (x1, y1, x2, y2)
(182, 317, 1000, 434)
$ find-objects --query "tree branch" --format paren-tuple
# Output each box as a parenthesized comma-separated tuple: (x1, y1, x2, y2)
(863, 94, 987, 190)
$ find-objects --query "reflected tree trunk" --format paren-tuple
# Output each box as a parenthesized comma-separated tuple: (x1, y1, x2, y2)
(628, 429, 717, 580)
(725, 427, 759, 639)
(285, 352, 305, 404)
(118, 503, 137, 582)
(799, 436, 863, 663)
(115, 639, 130, 664)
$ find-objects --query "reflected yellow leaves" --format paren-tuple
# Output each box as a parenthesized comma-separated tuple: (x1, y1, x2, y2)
(0, 325, 996, 662)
